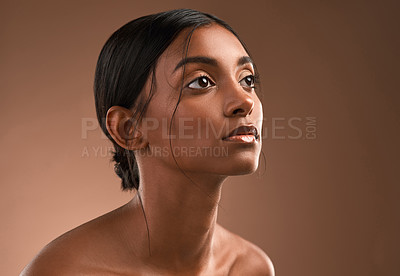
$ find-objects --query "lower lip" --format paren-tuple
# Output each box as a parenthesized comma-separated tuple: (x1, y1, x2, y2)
(223, 135, 257, 143)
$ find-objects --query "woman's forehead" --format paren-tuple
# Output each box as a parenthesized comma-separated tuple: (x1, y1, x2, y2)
(158, 24, 249, 75)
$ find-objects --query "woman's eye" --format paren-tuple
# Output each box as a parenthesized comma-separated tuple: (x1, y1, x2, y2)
(239, 75, 255, 88)
(187, 76, 214, 89)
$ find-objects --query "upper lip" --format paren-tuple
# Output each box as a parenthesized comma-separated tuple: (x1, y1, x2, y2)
(223, 125, 259, 140)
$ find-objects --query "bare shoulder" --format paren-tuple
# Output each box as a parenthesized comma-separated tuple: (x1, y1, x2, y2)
(230, 239, 275, 276)
(20, 229, 88, 276)
(20, 206, 126, 276)
(216, 224, 275, 276)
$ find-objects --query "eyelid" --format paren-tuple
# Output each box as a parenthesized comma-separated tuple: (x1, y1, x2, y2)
(185, 73, 215, 89)
(240, 66, 260, 84)
(239, 65, 255, 75)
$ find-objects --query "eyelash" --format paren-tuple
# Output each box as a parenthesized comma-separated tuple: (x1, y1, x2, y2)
(186, 74, 257, 90)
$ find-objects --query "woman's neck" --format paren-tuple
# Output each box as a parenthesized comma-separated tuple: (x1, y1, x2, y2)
(122, 159, 226, 272)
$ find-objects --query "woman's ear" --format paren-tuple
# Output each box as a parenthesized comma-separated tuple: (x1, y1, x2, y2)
(106, 106, 149, 150)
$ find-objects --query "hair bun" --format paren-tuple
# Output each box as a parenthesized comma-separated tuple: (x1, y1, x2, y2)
(112, 149, 139, 190)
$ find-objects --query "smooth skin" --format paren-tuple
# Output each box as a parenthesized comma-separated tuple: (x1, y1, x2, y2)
(21, 24, 274, 276)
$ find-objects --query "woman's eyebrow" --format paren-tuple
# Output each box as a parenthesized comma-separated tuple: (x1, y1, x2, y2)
(237, 56, 254, 68)
(173, 55, 254, 74)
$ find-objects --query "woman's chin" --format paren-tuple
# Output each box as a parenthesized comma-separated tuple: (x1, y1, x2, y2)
(212, 156, 260, 176)
(169, 150, 262, 176)
(227, 163, 259, 176)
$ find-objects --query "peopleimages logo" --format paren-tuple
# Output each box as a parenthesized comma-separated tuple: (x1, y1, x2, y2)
(81, 116, 317, 140)
(80, 116, 317, 158)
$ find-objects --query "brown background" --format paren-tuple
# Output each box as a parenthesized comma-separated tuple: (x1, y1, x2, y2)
(1, 0, 399, 275)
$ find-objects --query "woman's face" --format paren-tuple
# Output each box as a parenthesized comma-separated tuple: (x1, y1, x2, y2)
(139, 23, 263, 176)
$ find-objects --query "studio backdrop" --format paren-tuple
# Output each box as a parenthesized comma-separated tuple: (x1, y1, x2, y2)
(1, 0, 398, 275)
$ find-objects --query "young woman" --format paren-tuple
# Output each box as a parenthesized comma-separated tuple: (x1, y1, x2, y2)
(21, 9, 274, 275)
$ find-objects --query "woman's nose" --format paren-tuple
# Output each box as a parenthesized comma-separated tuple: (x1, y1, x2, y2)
(223, 83, 255, 117)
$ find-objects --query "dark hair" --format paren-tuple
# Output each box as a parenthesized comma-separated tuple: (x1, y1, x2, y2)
(94, 9, 260, 191)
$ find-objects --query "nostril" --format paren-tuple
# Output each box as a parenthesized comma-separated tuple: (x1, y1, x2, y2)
(224, 96, 255, 117)
(248, 105, 253, 115)
(233, 108, 244, 115)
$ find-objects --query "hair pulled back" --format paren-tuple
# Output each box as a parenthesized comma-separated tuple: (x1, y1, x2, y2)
(94, 9, 256, 190)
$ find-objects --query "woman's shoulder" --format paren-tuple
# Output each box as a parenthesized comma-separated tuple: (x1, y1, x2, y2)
(20, 227, 92, 275)
(20, 207, 126, 276)
(216, 224, 275, 276)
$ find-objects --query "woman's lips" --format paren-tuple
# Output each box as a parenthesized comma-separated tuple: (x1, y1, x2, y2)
(222, 125, 259, 143)
(223, 134, 257, 143)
